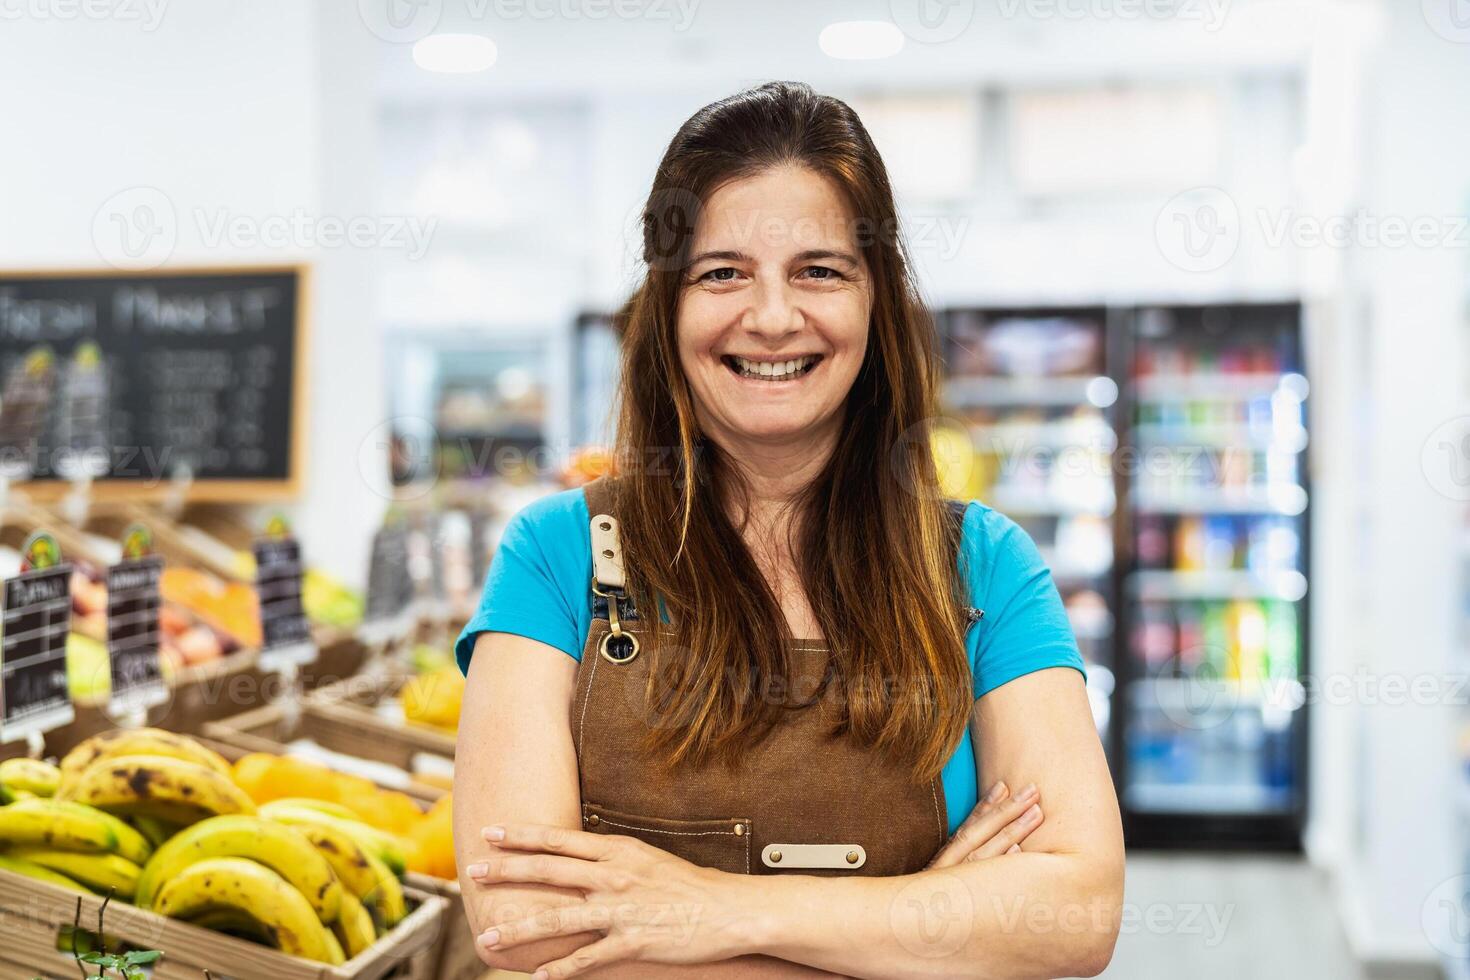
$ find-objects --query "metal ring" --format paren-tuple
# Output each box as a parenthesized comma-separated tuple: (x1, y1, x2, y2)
(598, 630, 640, 664)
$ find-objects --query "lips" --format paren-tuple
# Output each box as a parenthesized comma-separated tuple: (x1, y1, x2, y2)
(721, 354, 822, 381)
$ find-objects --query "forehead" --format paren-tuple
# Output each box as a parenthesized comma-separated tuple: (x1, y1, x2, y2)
(692, 165, 860, 254)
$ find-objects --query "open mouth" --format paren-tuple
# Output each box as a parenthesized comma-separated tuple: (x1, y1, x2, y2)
(721, 354, 823, 382)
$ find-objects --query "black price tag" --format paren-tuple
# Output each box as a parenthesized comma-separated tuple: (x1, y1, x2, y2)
(360, 520, 412, 645)
(0, 347, 56, 481)
(105, 524, 166, 713)
(1, 532, 75, 741)
(253, 518, 316, 670)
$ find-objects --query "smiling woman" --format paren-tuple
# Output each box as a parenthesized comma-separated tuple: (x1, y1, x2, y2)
(453, 80, 1124, 980)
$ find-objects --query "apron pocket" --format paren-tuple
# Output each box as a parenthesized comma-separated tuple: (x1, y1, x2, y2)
(581, 803, 753, 875)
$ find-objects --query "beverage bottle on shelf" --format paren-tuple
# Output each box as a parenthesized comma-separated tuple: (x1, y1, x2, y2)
(1175, 516, 1206, 571)
(1203, 516, 1237, 570)
(1230, 599, 1267, 684)
(1264, 601, 1299, 680)
(1176, 601, 1204, 662)
(1201, 601, 1230, 678)
(1137, 514, 1171, 569)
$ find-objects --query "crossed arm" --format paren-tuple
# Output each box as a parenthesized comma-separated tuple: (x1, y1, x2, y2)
(453, 631, 1124, 979)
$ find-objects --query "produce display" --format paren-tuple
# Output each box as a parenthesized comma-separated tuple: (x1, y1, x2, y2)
(0, 728, 419, 966)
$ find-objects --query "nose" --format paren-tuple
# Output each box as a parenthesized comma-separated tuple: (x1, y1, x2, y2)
(739, 278, 804, 345)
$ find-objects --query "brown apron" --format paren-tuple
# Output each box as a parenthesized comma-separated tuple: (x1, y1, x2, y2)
(569, 476, 952, 877)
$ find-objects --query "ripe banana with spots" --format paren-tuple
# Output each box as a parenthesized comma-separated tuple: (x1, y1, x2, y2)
(258, 801, 408, 875)
(0, 798, 153, 866)
(151, 857, 337, 964)
(59, 729, 232, 787)
(56, 754, 256, 825)
(125, 814, 178, 850)
(331, 888, 378, 958)
(0, 853, 90, 894)
(266, 797, 361, 821)
(135, 814, 342, 922)
(262, 808, 406, 929)
(3, 846, 141, 899)
(0, 758, 61, 801)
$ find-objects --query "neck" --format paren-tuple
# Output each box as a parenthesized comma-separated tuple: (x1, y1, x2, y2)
(706, 417, 841, 539)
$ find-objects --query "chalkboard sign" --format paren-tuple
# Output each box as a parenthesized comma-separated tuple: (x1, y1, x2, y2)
(106, 525, 166, 713)
(360, 519, 413, 645)
(253, 520, 315, 670)
(1, 532, 75, 741)
(0, 267, 306, 499)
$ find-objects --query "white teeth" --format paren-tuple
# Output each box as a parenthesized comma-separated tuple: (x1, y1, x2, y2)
(730, 355, 817, 380)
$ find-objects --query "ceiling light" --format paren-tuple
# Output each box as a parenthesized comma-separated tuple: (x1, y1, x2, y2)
(819, 21, 904, 60)
(413, 34, 498, 74)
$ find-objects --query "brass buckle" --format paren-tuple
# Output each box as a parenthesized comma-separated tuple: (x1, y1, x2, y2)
(591, 578, 640, 664)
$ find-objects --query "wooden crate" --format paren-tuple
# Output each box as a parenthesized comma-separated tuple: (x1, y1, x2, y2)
(0, 867, 448, 980)
(404, 874, 481, 980)
(306, 670, 457, 761)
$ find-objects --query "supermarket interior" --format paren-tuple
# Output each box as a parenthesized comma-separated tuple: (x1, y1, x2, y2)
(0, 0, 1467, 978)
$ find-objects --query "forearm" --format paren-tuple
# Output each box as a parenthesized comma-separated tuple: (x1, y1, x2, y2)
(736, 851, 1123, 980)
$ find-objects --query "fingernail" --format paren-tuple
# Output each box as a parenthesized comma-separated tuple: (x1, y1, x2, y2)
(984, 781, 1007, 803)
(484, 826, 506, 841)
(533, 972, 549, 980)
(480, 928, 499, 947)
(1023, 803, 1042, 824)
(1017, 783, 1038, 802)
(466, 862, 488, 877)
(1007, 843, 1020, 854)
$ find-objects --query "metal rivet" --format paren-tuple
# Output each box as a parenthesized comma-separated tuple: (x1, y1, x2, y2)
(586, 813, 600, 827)
(846, 851, 859, 864)
(599, 521, 611, 531)
(769, 850, 782, 863)
(733, 823, 746, 837)
(601, 548, 615, 559)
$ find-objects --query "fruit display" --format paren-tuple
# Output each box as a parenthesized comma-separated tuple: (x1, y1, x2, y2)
(400, 664, 464, 732)
(303, 567, 366, 629)
(0, 728, 422, 968)
(160, 565, 262, 650)
(230, 751, 427, 837)
(406, 793, 456, 881)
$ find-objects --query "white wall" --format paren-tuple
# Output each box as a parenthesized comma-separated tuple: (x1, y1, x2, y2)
(0, 0, 386, 586)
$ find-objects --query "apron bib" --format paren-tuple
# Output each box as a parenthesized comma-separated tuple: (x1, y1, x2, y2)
(569, 475, 960, 877)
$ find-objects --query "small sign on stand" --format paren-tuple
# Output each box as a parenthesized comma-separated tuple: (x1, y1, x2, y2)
(105, 524, 167, 718)
(358, 514, 414, 649)
(1, 531, 75, 745)
(253, 515, 317, 673)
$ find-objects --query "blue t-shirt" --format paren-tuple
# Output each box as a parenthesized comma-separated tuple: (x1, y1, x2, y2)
(456, 487, 1085, 836)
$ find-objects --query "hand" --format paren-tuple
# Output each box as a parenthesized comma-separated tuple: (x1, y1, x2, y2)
(466, 822, 756, 978)
(925, 781, 1043, 869)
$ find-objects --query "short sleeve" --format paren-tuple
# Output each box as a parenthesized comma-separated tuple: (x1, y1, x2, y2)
(961, 503, 1086, 699)
(454, 487, 593, 675)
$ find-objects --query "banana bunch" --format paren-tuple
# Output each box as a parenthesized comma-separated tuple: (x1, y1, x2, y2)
(0, 797, 153, 898)
(0, 758, 61, 802)
(56, 729, 254, 826)
(132, 800, 410, 963)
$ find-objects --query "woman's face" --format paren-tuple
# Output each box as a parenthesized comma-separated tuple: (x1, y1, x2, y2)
(677, 165, 872, 453)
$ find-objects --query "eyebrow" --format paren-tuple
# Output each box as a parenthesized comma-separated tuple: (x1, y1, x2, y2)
(687, 248, 862, 266)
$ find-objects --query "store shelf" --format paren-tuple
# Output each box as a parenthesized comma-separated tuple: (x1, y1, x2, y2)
(1134, 486, 1308, 515)
(1134, 372, 1306, 401)
(944, 375, 1113, 408)
(1134, 423, 1308, 452)
(1136, 676, 1307, 711)
(984, 485, 1116, 516)
(1124, 782, 1296, 814)
(1129, 569, 1308, 601)
(971, 420, 1117, 451)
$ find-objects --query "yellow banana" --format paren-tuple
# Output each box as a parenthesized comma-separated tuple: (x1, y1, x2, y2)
(0, 799, 152, 866)
(3, 846, 141, 899)
(266, 797, 360, 821)
(151, 857, 336, 964)
(135, 814, 342, 922)
(0, 853, 91, 894)
(186, 908, 274, 942)
(258, 801, 408, 875)
(331, 888, 377, 959)
(59, 729, 231, 787)
(0, 758, 61, 800)
(57, 754, 256, 825)
(267, 813, 407, 928)
(321, 927, 347, 965)
(125, 814, 178, 850)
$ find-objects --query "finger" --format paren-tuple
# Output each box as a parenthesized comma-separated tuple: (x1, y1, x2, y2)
(964, 803, 1043, 862)
(480, 904, 598, 951)
(925, 782, 1010, 869)
(930, 783, 1039, 869)
(533, 935, 634, 979)
(1006, 843, 1020, 854)
(465, 853, 601, 891)
(484, 822, 617, 861)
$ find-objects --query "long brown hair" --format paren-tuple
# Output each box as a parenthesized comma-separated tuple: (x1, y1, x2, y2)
(612, 80, 970, 782)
